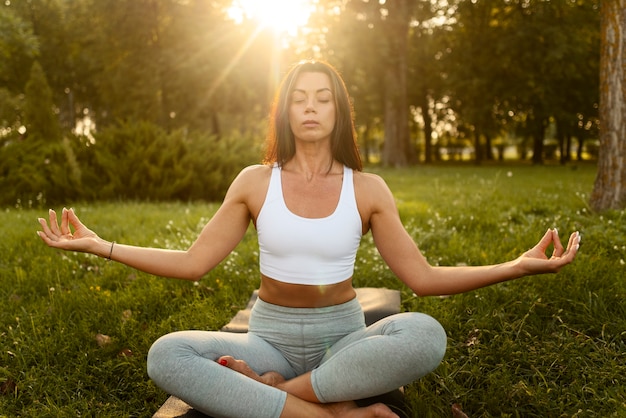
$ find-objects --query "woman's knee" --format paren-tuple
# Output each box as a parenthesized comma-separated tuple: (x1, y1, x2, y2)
(400, 312, 447, 371)
(146, 332, 188, 382)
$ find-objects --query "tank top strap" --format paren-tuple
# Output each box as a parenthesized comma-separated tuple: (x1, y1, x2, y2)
(338, 165, 356, 210)
(266, 164, 282, 200)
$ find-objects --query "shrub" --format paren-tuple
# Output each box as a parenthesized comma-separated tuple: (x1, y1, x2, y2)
(0, 121, 262, 207)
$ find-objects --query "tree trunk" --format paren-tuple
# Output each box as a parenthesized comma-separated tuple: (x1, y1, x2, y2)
(565, 133, 572, 163)
(474, 128, 483, 165)
(556, 119, 567, 164)
(418, 92, 433, 163)
(362, 122, 371, 164)
(577, 137, 584, 161)
(484, 133, 494, 160)
(381, 0, 412, 167)
(531, 119, 545, 165)
(591, 0, 626, 211)
(382, 66, 408, 166)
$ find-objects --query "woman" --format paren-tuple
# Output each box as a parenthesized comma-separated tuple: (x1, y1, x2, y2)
(38, 60, 580, 418)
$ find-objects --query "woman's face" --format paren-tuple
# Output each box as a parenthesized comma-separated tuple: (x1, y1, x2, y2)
(288, 71, 336, 144)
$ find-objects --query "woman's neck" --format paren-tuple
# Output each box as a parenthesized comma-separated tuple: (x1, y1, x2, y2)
(285, 153, 339, 182)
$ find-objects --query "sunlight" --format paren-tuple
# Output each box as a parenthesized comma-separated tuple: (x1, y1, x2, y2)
(227, 0, 314, 36)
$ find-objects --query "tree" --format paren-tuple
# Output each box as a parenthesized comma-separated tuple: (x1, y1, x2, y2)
(407, 15, 450, 164)
(0, 0, 602, 174)
(547, 0, 600, 165)
(590, 0, 626, 211)
(321, 0, 442, 166)
(443, 0, 599, 165)
(24, 61, 61, 142)
(446, 0, 505, 164)
(0, 6, 39, 135)
(378, 0, 413, 167)
(314, 0, 388, 163)
(0, 6, 39, 92)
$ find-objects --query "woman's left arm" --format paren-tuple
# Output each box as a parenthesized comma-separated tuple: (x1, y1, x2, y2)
(364, 175, 581, 297)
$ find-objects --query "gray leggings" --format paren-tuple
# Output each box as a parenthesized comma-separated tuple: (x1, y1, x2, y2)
(147, 297, 446, 418)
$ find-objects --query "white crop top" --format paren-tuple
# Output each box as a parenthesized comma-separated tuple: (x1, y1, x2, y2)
(256, 165, 363, 285)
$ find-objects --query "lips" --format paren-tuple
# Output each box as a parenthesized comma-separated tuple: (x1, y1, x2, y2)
(302, 120, 319, 127)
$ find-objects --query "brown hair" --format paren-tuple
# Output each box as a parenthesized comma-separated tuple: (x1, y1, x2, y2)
(263, 60, 362, 171)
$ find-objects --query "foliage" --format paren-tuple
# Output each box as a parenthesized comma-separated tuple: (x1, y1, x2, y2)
(0, 88, 23, 137)
(442, 0, 600, 165)
(0, 139, 78, 208)
(0, 6, 39, 92)
(0, 0, 602, 167)
(24, 61, 62, 143)
(80, 121, 261, 202)
(0, 164, 624, 417)
(0, 121, 261, 207)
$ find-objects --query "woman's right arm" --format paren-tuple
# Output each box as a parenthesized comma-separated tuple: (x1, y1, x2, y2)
(37, 168, 257, 281)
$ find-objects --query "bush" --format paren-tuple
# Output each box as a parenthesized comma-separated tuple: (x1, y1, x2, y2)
(0, 136, 80, 207)
(0, 121, 262, 207)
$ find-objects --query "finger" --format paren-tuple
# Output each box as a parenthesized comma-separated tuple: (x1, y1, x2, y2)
(551, 228, 565, 258)
(36, 223, 59, 246)
(556, 231, 580, 265)
(36, 230, 53, 245)
(60, 207, 71, 236)
(534, 228, 554, 252)
(68, 208, 87, 231)
(48, 209, 62, 236)
(567, 231, 581, 254)
(38, 217, 56, 240)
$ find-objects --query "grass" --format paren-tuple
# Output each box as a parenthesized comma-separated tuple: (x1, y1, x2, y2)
(0, 163, 624, 417)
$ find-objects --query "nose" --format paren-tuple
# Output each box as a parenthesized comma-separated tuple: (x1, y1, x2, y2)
(305, 98, 316, 113)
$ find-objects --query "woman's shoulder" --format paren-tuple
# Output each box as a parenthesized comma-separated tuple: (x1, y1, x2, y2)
(240, 164, 273, 174)
(227, 165, 273, 214)
(353, 170, 395, 214)
(233, 164, 273, 186)
(353, 170, 390, 192)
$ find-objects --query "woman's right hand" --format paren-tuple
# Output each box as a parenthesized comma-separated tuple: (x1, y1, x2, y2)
(37, 208, 104, 256)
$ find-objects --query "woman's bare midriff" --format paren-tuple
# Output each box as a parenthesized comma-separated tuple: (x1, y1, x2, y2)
(258, 275, 357, 308)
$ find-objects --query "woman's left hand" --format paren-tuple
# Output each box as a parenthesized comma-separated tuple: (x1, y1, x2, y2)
(518, 228, 581, 275)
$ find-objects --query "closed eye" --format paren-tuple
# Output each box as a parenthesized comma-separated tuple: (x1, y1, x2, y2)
(292, 92, 307, 104)
(317, 92, 332, 103)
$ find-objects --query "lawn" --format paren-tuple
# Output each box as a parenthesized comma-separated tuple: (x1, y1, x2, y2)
(0, 163, 624, 417)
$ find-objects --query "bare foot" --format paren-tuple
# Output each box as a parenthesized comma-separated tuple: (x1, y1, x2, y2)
(217, 356, 286, 387)
(218, 357, 399, 418)
(324, 401, 400, 418)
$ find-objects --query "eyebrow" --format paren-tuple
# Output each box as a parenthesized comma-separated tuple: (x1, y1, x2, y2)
(292, 88, 333, 94)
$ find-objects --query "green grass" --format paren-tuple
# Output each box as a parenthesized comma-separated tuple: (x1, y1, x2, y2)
(1, 163, 624, 417)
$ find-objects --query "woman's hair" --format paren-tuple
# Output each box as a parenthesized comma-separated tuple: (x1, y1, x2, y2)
(263, 60, 362, 171)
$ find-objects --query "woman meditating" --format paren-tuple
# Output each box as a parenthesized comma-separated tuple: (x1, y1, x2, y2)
(37, 60, 580, 418)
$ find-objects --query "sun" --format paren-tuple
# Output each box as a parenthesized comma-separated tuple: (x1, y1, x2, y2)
(227, 0, 314, 36)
